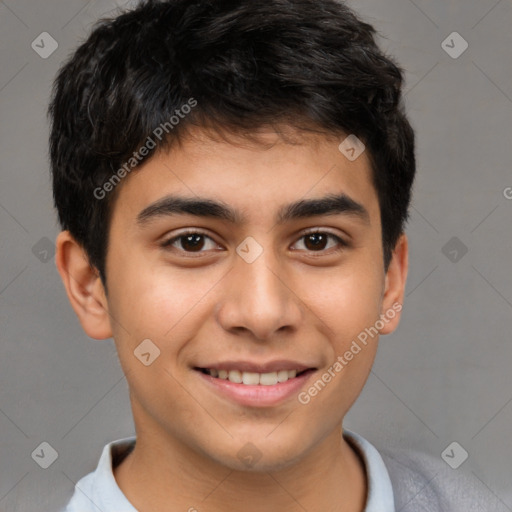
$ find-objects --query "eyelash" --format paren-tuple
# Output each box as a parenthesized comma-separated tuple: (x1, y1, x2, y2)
(160, 229, 348, 257)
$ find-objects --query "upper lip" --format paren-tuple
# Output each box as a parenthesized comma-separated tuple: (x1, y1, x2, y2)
(195, 360, 316, 373)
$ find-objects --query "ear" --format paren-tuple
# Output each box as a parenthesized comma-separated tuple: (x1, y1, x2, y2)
(379, 232, 409, 335)
(55, 230, 113, 340)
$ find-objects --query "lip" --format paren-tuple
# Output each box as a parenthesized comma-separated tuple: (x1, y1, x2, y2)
(195, 368, 317, 407)
(195, 360, 315, 373)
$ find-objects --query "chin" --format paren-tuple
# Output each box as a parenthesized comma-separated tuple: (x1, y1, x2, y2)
(205, 435, 308, 473)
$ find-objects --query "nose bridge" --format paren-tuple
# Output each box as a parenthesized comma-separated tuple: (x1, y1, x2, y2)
(217, 237, 302, 339)
(241, 245, 283, 302)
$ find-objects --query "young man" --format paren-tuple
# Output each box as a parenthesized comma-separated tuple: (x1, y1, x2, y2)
(50, 1, 486, 510)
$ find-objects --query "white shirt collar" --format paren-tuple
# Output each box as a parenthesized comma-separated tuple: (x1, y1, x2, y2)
(344, 429, 395, 512)
(63, 430, 395, 511)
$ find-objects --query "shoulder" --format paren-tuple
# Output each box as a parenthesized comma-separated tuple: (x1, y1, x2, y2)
(60, 437, 137, 512)
(379, 447, 503, 512)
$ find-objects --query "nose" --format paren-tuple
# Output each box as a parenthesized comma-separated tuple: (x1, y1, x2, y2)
(215, 243, 303, 340)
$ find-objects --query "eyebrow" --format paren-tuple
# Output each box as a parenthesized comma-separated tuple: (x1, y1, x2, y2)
(136, 193, 370, 226)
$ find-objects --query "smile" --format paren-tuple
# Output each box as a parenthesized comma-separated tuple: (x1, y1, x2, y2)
(194, 367, 317, 407)
(197, 368, 309, 385)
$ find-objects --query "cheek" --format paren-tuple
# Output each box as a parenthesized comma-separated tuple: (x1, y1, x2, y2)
(295, 258, 383, 405)
(107, 257, 219, 358)
(106, 261, 209, 403)
(297, 272, 382, 415)
(303, 261, 384, 345)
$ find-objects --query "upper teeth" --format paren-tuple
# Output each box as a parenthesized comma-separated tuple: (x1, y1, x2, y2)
(206, 369, 298, 385)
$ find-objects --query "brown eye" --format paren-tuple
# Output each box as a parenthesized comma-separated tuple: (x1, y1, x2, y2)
(179, 234, 205, 252)
(292, 231, 347, 253)
(304, 233, 329, 251)
(161, 231, 220, 254)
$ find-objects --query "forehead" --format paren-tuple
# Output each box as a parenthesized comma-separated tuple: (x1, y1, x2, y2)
(110, 125, 380, 226)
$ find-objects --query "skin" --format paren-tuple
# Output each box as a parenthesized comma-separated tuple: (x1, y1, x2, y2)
(56, 124, 408, 512)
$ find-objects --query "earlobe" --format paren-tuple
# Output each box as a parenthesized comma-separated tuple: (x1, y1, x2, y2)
(379, 233, 409, 335)
(55, 231, 113, 340)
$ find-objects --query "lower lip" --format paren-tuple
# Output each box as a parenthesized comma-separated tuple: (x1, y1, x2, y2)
(196, 369, 316, 407)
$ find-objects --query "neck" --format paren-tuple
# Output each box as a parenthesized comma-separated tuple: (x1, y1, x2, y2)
(114, 424, 367, 512)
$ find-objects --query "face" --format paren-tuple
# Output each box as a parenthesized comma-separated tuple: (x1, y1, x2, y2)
(65, 125, 407, 472)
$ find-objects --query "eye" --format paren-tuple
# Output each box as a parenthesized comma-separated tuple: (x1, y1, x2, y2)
(161, 231, 221, 254)
(291, 230, 347, 253)
(160, 229, 348, 257)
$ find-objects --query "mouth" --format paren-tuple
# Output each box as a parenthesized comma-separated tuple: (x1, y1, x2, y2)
(195, 367, 314, 385)
(193, 366, 317, 407)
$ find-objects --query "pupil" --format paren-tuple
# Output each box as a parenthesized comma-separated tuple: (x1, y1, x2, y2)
(305, 233, 327, 251)
(182, 234, 204, 251)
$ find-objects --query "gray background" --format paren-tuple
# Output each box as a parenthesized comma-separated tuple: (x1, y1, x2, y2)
(0, 0, 511, 510)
